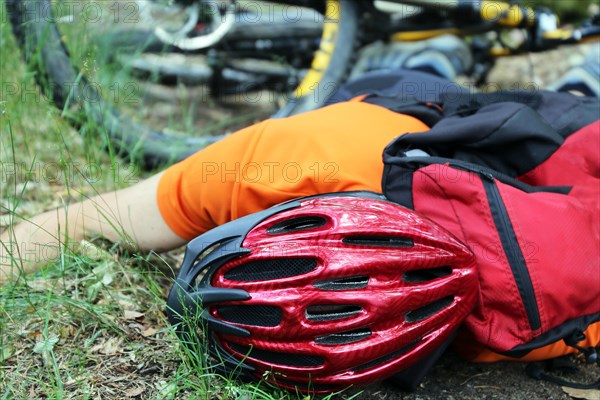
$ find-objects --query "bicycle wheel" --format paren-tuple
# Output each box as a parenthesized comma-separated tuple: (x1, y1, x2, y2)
(6, 0, 362, 168)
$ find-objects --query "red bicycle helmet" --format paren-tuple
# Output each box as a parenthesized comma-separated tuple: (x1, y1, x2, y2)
(167, 192, 478, 393)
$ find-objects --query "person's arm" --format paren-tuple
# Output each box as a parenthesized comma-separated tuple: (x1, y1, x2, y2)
(0, 171, 187, 284)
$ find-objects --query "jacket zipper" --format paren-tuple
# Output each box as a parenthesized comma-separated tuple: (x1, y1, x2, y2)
(391, 156, 571, 194)
(481, 175, 541, 331)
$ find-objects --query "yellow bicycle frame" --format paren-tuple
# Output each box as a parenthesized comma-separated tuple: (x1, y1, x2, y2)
(294, 0, 339, 97)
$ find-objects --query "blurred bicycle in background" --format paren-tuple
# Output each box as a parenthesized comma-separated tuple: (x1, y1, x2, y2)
(6, 0, 600, 167)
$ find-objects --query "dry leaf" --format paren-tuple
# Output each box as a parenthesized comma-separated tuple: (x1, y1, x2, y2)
(141, 327, 157, 337)
(64, 377, 77, 388)
(123, 310, 144, 320)
(27, 330, 43, 341)
(92, 337, 123, 355)
(26, 279, 56, 292)
(125, 386, 145, 398)
(118, 297, 139, 311)
(78, 240, 114, 262)
(60, 325, 77, 338)
(562, 386, 600, 400)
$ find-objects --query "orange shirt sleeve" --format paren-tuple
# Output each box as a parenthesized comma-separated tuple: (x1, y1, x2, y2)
(157, 101, 430, 240)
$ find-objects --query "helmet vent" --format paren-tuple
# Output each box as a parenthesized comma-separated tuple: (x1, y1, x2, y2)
(267, 216, 327, 235)
(354, 339, 421, 372)
(343, 236, 413, 248)
(405, 296, 454, 323)
(228, 343, 324, 367)
(224, 258, 317, 281)
(217, 305, 282, 327)
(403, 266, 452, 283)
(313, 275, 369, 291)
(306, 304, 362, 321)
(315, 328, 371, 345)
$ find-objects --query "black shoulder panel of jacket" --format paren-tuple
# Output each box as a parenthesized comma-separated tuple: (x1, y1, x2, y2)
(384, 100, 565, 178)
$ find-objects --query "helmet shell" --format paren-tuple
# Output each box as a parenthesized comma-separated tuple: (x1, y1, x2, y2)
(167, 192, 478, 392)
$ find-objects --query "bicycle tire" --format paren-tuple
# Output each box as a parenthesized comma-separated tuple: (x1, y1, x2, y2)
(6, 0, 362, 169)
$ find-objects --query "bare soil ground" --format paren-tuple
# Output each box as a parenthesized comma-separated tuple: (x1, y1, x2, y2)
(355, 351, 599, 400)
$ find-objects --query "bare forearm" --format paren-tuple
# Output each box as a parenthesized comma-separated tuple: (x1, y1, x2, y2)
(0, 172, 186, 283)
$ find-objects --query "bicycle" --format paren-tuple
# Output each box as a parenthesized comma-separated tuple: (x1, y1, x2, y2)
(6, 0, 362, 168)
(6, 0, 600, 168)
